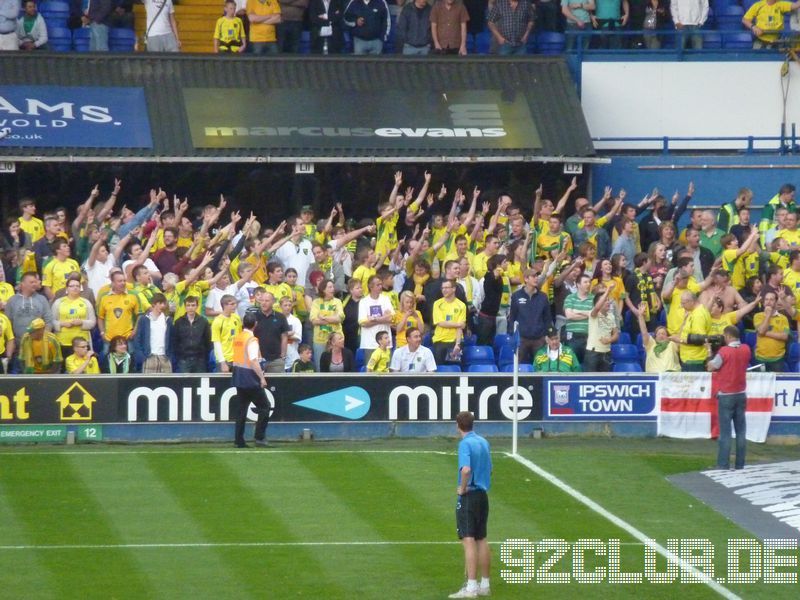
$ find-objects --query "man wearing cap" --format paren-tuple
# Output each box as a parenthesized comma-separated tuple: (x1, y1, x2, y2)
(533, 327, 581, 372)
(508, 267, 552, 364)
(19, 318, 62, 374)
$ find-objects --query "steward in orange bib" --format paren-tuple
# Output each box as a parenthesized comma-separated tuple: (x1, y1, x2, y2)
(231, 313, 271, 448)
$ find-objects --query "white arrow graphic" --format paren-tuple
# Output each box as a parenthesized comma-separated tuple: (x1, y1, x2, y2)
(345, 396, 364, 412)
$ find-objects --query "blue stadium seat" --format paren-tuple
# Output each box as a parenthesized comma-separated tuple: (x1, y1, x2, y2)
(436, 364, 462, 373)
(656, 308, 666, 327)
(493, 334, 512, 355)
(73, 27, 91, 52)
(298, 29, 311, 54)
(723, 32, 753, 49)
(497, 344, 515, 368)
(612, 361, 643, 372)
(463, 345, 495, 365)
(617, 332, 631, 345)
(475, 31, 491, 54)
(207, 349, 217, 373)
(359, 365, 367, 372)
(501, 363, 534, 372)
(787, 343, 800, 373)
(611, 343, 639, 362)
(39, 1, 70, 27)
(462, 334, 477, 347)
(47, 25, 72, 52)
(422, 332, 433, 349)
(703, 32, 723, 49)
(703, 7, 716, 29)
(467, 364, 499, 373)
(744, 331, 757, 352)
(109, 27, 136, 52)
(536, 32, 565, 55)
(715, 5, 745, 30)
(355, 348, 367, 370)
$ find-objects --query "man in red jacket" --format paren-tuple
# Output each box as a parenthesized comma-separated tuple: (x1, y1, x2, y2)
(707, 325, 752, 470)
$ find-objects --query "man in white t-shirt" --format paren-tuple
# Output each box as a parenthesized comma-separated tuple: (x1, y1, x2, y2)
(275, 218, 315, 287)
(205, 272, 231, 318)
(143, 0, 181, 52)
(227, 263, 259, 318)
(390, 327, 437, 372)
(280, 296, 302, 371)
(358, 275, 394, 352)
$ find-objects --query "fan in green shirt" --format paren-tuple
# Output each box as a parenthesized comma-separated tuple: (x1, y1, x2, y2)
(533, 327, 582, 372)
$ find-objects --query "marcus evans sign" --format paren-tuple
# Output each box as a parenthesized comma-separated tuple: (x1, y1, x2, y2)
(546, 376, 658, 420)
(184, 88, 542, 151)
(0, 375, 543, 424)
(0, 86, 153, 148)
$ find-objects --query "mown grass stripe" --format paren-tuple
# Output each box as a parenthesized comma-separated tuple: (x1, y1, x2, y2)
(143, 452, 348, 598)
(291, 451, 458, 595)
(0, 455, 152, 599)
(0, 486, 58, 600)
(68, 453, 250, 599)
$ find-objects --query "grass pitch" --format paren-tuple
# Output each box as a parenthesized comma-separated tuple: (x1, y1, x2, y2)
(0, 437, 797, 599)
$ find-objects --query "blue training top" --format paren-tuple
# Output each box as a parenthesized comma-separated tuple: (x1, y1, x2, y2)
(457, 431, 492, 492)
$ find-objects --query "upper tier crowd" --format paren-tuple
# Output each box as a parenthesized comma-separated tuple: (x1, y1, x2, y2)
(0, 172, 799, 376)
(0, 0, 798, 53)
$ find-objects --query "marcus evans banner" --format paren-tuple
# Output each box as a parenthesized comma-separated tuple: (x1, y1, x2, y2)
(184, 88, 542, 150)
(0, 86, 153, 148)
(0, 375, 543, 424)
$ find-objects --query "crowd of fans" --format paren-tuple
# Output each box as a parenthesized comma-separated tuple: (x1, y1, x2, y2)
(0, 171, 798, 376)
(0, 0, 798, 53)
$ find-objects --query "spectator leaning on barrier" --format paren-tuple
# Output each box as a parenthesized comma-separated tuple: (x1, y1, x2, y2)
(634, 302, 681, 373)
(487, 0, 535, 55)
(344, 0, 391, 55)
(430, 0, 469, 55)
(670, 0, 707, 49)
(17, 1, 49, 50)
(396, 0, 432, 55)
(742, 0, 800, 49)
(591, 0, 629, 49)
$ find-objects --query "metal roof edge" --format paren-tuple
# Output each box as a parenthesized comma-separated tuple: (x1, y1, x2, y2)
(0, 155, 609, 164)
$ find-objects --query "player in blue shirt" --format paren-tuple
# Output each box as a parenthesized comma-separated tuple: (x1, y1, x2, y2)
(450, 411, 492, 598)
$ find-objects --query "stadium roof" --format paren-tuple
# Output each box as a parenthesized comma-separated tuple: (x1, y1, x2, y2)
(0, 54, 599, 163)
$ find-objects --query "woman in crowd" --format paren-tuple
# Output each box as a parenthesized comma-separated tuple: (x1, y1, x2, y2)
(319, 332, 355, 373)
(393, 290, 425, 348)
(309, 278, 344, 370)
(647, 242, 671, 295)
(52, 278, 97, 360)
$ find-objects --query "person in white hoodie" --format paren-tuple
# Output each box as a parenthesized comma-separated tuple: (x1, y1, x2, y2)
(670, 0, 708, 49)
(17, 1, 49, 50)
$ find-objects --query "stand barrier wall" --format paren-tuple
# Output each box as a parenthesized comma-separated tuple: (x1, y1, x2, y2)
(0, 374, 798, 443)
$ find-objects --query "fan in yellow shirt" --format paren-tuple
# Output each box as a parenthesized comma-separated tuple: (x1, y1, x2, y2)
(18, 198, 45, 242)
(41, 239, 80, 300)
(211, 295, 243, 372)
(65, 339, 101, 374)
(743, 0, 800, 45)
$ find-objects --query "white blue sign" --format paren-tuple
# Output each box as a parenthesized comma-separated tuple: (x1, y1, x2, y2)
(546, 376, 658, 420)
(0, 86, 152, 148)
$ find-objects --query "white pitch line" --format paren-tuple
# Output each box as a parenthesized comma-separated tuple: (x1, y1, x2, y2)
(0, 449, 452, 457)
(0, 540, 646, 551)
(507, 452, 741, 600)
(0, 541, 464, 551)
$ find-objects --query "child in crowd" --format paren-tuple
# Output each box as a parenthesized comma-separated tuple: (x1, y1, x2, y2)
(292, 343, 316, 373)
(366, 331, 391, 373)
